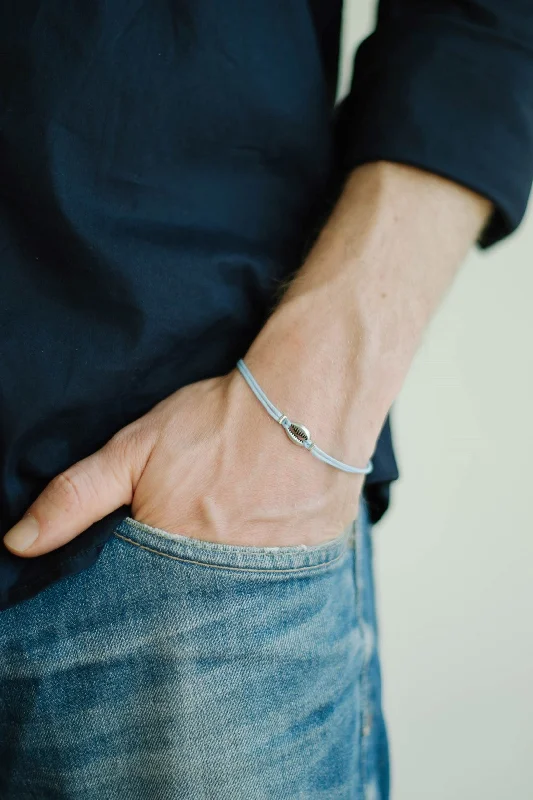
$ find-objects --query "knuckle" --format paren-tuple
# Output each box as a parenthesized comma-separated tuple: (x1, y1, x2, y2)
(109, 424, 140, 457)
(46, 465, 98, 515)
(109, 422, 154, 470)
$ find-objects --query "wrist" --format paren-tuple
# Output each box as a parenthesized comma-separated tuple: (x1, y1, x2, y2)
(241, 297, 387, 468)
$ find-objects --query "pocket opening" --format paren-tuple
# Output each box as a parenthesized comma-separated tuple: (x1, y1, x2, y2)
(113, 516, 356, 572)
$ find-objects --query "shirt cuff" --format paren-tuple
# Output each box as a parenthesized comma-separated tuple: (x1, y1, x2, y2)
(334, 15, 533, 248)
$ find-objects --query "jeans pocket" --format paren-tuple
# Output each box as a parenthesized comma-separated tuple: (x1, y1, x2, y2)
(113, 515, 356, 573)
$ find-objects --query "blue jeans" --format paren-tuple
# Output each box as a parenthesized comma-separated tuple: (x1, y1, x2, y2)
(0, 499, 389, 799)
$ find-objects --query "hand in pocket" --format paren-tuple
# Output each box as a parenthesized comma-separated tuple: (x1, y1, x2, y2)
(3, 371, 364, 557)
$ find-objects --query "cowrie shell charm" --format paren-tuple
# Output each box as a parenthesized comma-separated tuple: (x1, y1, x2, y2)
(279, 416, 313, 448)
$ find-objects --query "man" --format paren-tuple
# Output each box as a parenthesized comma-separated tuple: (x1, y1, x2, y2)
(1, 1, 531, 798)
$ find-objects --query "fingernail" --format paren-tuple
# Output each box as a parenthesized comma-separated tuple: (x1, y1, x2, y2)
(3, 516, 40, 553)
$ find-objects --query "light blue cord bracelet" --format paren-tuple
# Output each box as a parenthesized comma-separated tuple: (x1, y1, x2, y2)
(236, 359, 373, 476)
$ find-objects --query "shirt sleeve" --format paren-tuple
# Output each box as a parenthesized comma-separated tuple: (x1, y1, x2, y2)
(334, 0, 533, 247)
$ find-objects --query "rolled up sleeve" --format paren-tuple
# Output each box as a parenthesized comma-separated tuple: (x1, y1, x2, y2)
(335, 2, 533, 247)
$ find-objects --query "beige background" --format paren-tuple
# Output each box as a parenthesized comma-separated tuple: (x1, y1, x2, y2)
(340, 5, 533, 799)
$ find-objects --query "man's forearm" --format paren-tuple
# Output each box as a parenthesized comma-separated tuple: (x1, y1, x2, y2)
(244, 161, 492, 468)
(3, 162, 493, 556)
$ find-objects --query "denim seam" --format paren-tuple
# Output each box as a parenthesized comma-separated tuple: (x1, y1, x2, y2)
(355, 503, 373, 798)
(114, 532, 352, 573)
(121, 516, 352, 555)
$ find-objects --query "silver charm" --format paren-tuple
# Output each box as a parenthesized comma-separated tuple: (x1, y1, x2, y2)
(285, 421, 312, 448)
(237, 360, 372, 475)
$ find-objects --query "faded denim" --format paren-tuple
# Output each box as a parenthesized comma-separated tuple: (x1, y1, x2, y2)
(0, 499, 388, 799)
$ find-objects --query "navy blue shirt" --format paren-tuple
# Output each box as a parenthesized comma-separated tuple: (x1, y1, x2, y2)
(1, 1, 533, 611)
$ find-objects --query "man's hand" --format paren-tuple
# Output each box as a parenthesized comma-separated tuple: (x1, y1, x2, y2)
(3, 161, 492, 557)
(3, 368, 364, 557)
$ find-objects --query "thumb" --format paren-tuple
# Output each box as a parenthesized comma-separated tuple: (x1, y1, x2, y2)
(3, 430, 146, 557)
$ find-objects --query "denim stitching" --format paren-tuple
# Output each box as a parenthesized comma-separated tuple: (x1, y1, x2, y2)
(121, 517, 351, 555)
(355, 500, 374, 798)
(114, 532, 352, 573)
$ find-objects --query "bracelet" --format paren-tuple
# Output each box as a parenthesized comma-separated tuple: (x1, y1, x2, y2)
(236, 359, 373, 476)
